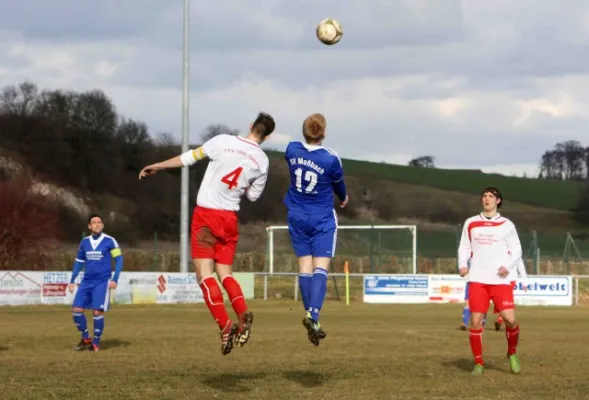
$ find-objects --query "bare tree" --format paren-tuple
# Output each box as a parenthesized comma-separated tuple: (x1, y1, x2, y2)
(200, 124, 239, 143)
(0, 81, 38, 117)
(155, 132, 178, 147)
(540, 141, 586, 180)
(558, 140, 585, 180)
(408, 155, 435, 168)
(539, 150, 563, 179)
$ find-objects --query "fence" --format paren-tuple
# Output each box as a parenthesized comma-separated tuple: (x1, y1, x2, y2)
(2, 270, 588, 307)
(5, 223, 588, 274)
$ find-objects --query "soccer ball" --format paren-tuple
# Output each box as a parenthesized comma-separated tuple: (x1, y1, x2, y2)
(316, 19, 343, 45)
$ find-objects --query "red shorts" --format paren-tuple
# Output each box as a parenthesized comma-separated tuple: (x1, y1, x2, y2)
(491, 281, 516, 314)
(469, 282, 515, 314)
(191, 206, 238, 265)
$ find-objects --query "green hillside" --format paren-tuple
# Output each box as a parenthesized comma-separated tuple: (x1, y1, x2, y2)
(267, 150, 586, 211)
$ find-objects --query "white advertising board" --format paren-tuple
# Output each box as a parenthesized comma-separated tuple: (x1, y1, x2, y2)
(0, 271, 255, 307)
(363, 274, 573, 307)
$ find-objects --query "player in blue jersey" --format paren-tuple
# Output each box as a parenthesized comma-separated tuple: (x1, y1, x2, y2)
(284, 113, 348, 346)
(68, 214, 124, 352)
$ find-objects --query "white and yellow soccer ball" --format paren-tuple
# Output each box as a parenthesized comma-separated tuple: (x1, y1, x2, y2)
(316, 19, 343, 45)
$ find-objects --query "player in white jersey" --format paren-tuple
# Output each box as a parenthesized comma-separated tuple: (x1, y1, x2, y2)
(139, 112, 275, 355)
(458, 186, 522, 375)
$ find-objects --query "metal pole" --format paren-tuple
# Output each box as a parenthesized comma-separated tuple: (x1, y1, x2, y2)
(179, 0, 191, 273)
(412, 226, 417, 274)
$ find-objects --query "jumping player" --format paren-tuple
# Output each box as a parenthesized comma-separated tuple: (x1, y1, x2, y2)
(69, 214, 124, 352)
(458, 186, 522, 375)
(138, 112, 275, 355)
(284, 113, 348, 346)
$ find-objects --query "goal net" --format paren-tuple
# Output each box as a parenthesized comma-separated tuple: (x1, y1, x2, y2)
(265, 224, 417, 275)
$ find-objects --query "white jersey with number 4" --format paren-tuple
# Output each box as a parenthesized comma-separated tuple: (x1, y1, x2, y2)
(185, 134, 269, 211)
(458, 213, 523, 286)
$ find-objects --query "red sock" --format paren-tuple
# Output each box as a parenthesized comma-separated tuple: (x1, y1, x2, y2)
(496, 316, 504, 324)
(469, 328, 484, 365)
(505, 325, 520, 356)
(222, 275, 247, 317)
(200, 276, 230, 330)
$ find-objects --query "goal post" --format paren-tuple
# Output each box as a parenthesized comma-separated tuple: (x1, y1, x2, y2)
(265, 224, 417, 274)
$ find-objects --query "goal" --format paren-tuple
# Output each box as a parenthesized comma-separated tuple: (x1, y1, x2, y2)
(265, 224, 417, 274)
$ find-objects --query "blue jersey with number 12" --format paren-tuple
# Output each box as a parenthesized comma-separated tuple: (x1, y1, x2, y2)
(283, 141, 347, 214)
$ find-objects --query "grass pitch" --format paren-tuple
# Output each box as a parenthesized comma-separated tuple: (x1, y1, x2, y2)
(1, 301, 589, 400)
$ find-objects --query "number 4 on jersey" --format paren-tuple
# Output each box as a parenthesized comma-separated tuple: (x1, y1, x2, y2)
(221, 167, 243, 190)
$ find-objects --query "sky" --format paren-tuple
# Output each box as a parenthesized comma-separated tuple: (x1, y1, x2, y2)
(2, 0, 589, 177)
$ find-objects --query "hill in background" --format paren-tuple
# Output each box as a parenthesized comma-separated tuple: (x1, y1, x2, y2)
(1, 81, 588, 271)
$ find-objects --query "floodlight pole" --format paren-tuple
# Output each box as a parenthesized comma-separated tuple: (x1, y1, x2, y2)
(179, 0, 190, 273)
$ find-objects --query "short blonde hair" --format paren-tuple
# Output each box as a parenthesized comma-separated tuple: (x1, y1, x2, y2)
(302, 113, 326, 143)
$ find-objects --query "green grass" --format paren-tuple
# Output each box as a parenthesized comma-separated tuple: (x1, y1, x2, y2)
(2, 301, 589, 399)
(267, 150, 587, 211)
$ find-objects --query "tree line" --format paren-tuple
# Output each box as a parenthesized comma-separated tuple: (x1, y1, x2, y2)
(539, 140, 589, 181)
(0, 81, 292, 247)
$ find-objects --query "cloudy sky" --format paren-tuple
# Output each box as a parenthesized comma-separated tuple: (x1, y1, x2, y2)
(2, 0, 589, 177)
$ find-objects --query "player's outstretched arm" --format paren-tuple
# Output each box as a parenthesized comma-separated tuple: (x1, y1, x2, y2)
(457, 220, 471, 276)
(139, 147, 207, 179)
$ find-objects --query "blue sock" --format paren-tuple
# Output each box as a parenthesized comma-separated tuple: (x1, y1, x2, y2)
(308, 268, 328, 322)
(93, 315, 104, 346)
(461, 307, 470, 326)
(73, 312, 90, 340)
(298, 273, 312, 311)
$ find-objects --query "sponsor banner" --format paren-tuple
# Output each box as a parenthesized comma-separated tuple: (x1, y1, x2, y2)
(41, 272, 74, 305)
(0, 271, 256, 306)
(126, 272, 158, 304)
(150, 272, 254, 305)
(428, 275, 467, 303)
(363, 275, 430, 304)
(514, 276, 572, 306)
(363, 274, 573, 306)
(0, 271, 44, 305)
(155, 273, 203, 304)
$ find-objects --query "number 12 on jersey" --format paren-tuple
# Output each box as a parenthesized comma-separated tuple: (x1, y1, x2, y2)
(294, 167, 317, 193)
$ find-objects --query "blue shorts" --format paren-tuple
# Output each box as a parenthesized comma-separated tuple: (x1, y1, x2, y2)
(464, 282, 470, 300)
(287, 210, 337, 258)
(72, 279, 111, 311)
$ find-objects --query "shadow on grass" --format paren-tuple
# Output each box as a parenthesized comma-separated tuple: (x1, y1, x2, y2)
(201, 372, 267, 393)
(0, 345, 8, 352)
(100, 339, 131, 350)
(283, 370, 330, 388)
(442, 358, 503, 372)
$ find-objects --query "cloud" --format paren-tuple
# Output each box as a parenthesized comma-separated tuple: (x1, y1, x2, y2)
(1, 0, 589, 177)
